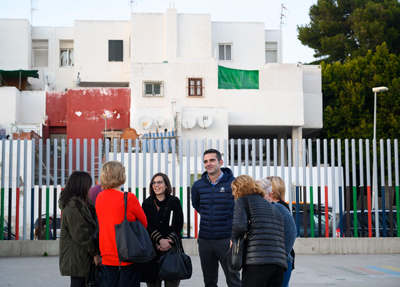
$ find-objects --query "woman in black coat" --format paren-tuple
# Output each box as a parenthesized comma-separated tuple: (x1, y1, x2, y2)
(231, 175, 287, 287)
(141, 172, 184, 287)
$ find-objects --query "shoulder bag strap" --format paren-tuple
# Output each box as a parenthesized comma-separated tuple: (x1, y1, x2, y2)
(242, 196, 251, 238)
(124, 192, 128, 220)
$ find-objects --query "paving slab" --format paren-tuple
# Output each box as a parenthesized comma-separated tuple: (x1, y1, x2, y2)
(0, 254, 399, 286)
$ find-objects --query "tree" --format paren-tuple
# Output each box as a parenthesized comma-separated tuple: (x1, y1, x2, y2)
(298, 0, 400, 63)
(322, 43, 400, 140)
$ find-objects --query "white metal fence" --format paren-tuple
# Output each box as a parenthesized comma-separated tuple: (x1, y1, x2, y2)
(0, 138, 399, 240)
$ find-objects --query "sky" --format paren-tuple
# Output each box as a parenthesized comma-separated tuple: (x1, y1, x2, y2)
(0, 0, 317, 63)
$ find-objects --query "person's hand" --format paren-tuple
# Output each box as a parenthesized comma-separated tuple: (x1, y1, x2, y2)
(230, 240, 232, 248)
(158, 238, 172, 251)
(93, 255, 102, 266)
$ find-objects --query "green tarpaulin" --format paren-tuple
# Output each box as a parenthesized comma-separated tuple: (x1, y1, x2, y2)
(218, 65, 259, 89)
(0, 70, 39, 78)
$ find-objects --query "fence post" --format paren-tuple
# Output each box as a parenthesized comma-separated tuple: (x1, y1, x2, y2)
(394, 139, 399, 237)
(295, 139, 300, 237)
(331, 139, 336, 238)
(16, 139, 20, 240)
(338, 139, 343, 238)
(308, 139, 314, 238)
(23, 139, 28, 240)
(30, 138, 35, 240)
(380, 139, 386, 237)
(366, 140, 372, 237)
(345, 139, 350, 237)
(316, 139, 322, 237)
(1, 139, 5, 240)
(359, 139, 365, 237)
(53, 139, 58, 240)
(351, 139, 358, 237)
(387, 139, 393, 237)
(323, 139, 329, 237)
(373, 139, 379, 237)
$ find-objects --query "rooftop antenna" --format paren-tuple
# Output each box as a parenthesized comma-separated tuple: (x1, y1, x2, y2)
(30, 0, 39, 24)
(280, 3, 289, 30)
(130, 0, 138, 13)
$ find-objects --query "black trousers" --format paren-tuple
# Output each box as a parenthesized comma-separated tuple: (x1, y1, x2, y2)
(242, 264, 285, 287)
(70, 276, 85, 287)
(103, 263, 141, 287)
(198, 237, 241, 287)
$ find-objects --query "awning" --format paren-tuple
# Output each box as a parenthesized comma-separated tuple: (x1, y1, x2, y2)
(0, 69, 39, 78)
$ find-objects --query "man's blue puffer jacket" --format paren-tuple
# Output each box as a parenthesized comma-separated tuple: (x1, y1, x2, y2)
(191, 167, 235, 240)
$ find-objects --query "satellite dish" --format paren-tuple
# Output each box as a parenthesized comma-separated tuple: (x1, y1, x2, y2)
(154, 116, 165, 128)
(182, 115, 196, 130)
(198, 116, 213, 129)
(138, 115, 152, 130)
(44, 72, 56, 85)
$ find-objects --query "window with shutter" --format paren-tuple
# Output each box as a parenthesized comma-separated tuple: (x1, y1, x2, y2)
(188, 78, 204, 97)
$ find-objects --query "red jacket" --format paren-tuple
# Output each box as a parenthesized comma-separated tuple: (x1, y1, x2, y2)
(96, 189, 147, 266)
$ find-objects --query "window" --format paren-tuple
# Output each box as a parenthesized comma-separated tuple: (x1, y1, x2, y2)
(143, 81, 163, 97)
(60, 40, 74, 67)
(32, 40, 48, 67)
(187, 78, 204, 97)
(219, 44, 232, 61)
(109, 40, 123, 62)
(50, 133, 67, 156)
(265, 42, 278, 63)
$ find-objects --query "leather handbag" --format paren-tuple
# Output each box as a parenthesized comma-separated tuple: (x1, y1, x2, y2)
(227, 196, 250, 272)
(87, 264, 106, 287)
(115, 192, 155, 264)
(158, 236, 192, 280)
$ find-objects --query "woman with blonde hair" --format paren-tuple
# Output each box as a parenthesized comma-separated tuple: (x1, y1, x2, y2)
(261, 176, 297, 287)
(96, 161, 147, 287)
(231, 175, 287, 286)
(263, 176, 287, 205)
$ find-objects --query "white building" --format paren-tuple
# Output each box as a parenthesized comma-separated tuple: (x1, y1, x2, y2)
(0, 7, 322, 144)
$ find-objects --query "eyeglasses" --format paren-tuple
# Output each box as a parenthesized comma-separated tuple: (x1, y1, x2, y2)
(152, 181, 164, 185)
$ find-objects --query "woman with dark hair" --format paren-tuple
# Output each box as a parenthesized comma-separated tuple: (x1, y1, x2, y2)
(141, 172, 184, 287)
(34, 217, 53, 240)
(96, 161, 147, 287)
(59, 171, 101, 287)
(231, 175, 287, 287)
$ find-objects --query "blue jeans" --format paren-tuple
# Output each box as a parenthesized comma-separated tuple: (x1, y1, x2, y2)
(281, 260, 292, 287)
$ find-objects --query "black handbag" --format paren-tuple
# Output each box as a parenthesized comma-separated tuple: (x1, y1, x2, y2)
(227, 196, 250, 272)
(158, 236, 192, 280)
(115, 192, 155, 264)
(87, 264, 106, 287)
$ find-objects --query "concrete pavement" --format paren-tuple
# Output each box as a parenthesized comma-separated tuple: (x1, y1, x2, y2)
(0, 254, 399, 286)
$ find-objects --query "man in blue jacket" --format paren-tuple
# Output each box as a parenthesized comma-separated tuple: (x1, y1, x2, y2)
(191, 149, 241, 287)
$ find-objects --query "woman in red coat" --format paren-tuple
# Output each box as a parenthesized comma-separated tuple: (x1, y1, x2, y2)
(96, 161, 147, 287)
